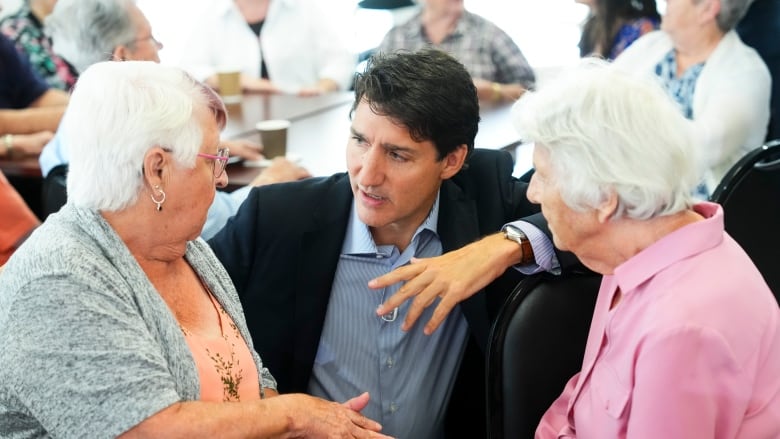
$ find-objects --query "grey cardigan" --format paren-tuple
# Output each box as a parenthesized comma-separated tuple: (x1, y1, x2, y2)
(0, 204, 276, 439)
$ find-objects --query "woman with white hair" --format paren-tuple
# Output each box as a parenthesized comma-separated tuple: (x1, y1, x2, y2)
(613, 0, 771, 198)
(516, 60, 780, 438)
(38, 0, 309, 236)
(0, 61, 389, 438)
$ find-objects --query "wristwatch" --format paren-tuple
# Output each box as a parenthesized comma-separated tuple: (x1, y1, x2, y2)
(502, 225, 534, 265)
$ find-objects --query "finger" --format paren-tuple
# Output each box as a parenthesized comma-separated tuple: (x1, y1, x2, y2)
(346, 410, 383, 432)
(368, 263, 426, 290)
(376, 269, 434, 315)
(423, 297, 458, 335)
(342, 392, 370, 411)
(402, 282, 443, 331)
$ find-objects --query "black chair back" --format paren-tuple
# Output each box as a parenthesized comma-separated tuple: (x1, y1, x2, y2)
(710, 140, 780, 303)
(42, 163, 68, 219)
(486, 271, 601, 439)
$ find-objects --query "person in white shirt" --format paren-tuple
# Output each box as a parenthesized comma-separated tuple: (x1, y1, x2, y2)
(612, 0, 770, 197)
(160, 0, 356, 96)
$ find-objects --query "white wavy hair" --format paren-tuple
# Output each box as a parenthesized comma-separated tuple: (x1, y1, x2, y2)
(513, 59, 699, 221)
(65, 61, 226, 212)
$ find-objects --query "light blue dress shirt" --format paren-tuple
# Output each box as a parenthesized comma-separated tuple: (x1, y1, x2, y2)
(39, 131, 249, 239)
(308, 194, 469, 439)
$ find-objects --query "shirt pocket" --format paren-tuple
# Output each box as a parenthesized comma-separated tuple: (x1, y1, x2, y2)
(591, 363, 632, 419)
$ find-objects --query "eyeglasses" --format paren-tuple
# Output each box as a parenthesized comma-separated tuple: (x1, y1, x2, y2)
(197, 147, 230, 178)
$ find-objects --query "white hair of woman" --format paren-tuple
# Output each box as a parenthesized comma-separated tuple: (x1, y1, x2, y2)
(46, 0, 137, 73)
(512, 58, 699, 221)
(65, 60, 226, 211)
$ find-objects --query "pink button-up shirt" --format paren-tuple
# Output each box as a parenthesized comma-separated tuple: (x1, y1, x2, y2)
(537, 203, 780, 438)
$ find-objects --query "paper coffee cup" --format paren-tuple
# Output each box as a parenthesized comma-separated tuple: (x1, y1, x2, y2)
(255, 119, 291, 159)
(217, 69, 242, 104)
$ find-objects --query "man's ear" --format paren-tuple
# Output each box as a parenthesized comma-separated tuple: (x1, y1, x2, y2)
(439, 144, 468, 180)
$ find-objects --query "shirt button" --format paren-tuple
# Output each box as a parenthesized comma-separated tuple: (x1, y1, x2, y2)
(386, 357, 394, 368)
(389, 402, 398, 413)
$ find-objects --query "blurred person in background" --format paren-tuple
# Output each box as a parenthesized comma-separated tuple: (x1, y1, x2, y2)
(0, 60, 390, 439)
(514, 59, 780, 439)
(576, 0, 660, 60)
(40, 0, 309, 237)
(613, 0, 770, 198)
(0, 0, 77, 90)
(172, 0, 356, 96)
(377, 0, 535, 103)
(0, 170, 38, 265)
(0, 31, 66, 155)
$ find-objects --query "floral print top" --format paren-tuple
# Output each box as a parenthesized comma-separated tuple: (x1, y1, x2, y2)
(0, 5, 77, 91)
(182, 289, 261, 402)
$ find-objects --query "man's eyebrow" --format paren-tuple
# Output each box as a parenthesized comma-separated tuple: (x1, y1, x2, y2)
(349, 127, 416, 153)
(349, 127, 363, 138)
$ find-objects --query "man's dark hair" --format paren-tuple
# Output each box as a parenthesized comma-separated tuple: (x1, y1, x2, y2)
(352, 48, 480, 160)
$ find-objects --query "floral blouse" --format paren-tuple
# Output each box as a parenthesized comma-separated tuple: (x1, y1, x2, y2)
(0, 5, 77, 91)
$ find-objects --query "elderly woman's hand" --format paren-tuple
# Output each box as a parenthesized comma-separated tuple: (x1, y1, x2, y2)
(273, 392, 393, 438)
(248, 157, 311, 187)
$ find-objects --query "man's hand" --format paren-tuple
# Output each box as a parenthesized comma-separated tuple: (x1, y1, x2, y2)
(371, 233, 524, 334)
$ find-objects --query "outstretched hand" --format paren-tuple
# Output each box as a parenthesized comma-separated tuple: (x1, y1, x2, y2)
(371, 233, 524, 335)
(280, 392, 393, 438)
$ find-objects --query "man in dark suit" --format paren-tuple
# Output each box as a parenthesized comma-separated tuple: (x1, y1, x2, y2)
(210, 49, 570, 438)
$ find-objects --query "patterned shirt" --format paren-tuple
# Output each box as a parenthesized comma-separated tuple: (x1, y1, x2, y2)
(378, 10, 535, 88)
(0, 4, 77, 91)
(655, 49, 708, 197)
(609, 17, 659, 60)
(654, 49, 705, 119)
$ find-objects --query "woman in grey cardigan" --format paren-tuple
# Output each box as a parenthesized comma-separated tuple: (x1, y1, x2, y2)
(0, 61, 389, 439)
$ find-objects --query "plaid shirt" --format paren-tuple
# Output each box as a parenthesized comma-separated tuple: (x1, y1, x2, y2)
(378, 10, 535, 88)
(0, 5, 77, 91)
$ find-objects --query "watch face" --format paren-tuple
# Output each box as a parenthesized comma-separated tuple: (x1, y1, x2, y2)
(505, 226, 524, 242)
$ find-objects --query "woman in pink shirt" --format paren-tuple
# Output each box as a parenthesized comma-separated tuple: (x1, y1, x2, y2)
(513, 60, 780, 438)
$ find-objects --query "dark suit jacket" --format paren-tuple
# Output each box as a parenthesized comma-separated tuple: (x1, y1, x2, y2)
(209, 149, 575, 437)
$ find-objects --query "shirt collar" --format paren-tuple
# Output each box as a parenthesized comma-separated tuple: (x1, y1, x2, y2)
(613, 202, 724, 294)
(342, 191, 440, 256)
(407, 10, 469, 43)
